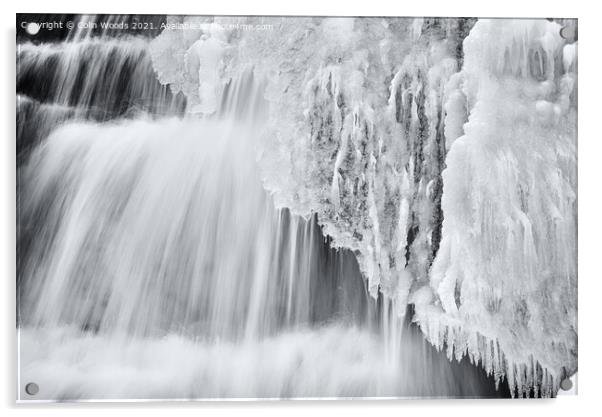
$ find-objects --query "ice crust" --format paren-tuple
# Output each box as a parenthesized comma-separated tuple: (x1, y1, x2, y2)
(150, 17, 577, 396)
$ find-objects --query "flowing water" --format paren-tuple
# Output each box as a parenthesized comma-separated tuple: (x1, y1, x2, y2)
(16, 16, 511, 400)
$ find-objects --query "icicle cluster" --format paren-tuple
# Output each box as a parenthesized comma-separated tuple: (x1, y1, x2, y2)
(151, 17, 471, 305)
(411, 19, 577, 397)
(149, 17, 577, 396)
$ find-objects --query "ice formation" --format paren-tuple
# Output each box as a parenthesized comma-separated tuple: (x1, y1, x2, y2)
(149, 17, 577, 396)
(17, 74, 500, 400)
(415, 19, 577, 397)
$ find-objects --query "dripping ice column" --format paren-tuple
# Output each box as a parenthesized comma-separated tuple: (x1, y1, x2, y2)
(415, 19, 578, 397)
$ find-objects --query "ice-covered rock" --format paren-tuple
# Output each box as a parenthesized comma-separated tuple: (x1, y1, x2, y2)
(149, 17, 577, 396)
(414, 19, 577, 397)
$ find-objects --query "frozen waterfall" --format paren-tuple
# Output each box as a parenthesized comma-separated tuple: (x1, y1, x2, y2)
(16, 15, 576, 400)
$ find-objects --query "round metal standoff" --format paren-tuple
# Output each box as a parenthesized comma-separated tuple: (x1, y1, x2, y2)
(25, 382, 39, 396)
(560, 25, 577, 43)
(559, 378, 573, 391)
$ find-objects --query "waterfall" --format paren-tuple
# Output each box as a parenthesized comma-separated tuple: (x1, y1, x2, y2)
(17, 15, 576, 401)
(16, 34, 186, 164)
(17, 66, 502, 400)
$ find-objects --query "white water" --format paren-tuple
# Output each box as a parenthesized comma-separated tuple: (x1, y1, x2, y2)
(17, 115, 496, 400)
(21, 321, 497, 400)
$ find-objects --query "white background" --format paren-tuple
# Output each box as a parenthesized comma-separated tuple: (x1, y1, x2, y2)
(1, 1, 599, 415)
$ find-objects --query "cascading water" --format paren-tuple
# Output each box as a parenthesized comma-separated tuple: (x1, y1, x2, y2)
(16, 14, 576, 400)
